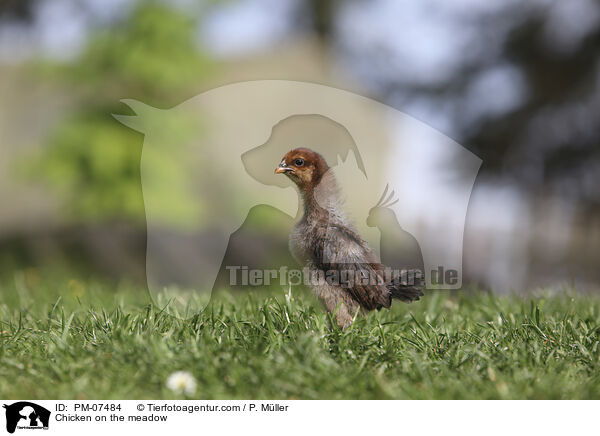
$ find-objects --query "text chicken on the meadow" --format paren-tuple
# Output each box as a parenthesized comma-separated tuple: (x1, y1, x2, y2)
(275, 147, 423, 329)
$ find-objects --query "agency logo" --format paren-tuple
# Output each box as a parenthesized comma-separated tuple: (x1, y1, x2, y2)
(3, 402, 50, 434)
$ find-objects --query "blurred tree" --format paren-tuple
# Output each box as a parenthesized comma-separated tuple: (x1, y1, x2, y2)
(292, 1, 599, 211)
(328, 2, 600, 211)
(299, 0, 336, 42)
(29, 0, 213, 224)
(0, 0, 40, 22)
(463, 10, 600, 211)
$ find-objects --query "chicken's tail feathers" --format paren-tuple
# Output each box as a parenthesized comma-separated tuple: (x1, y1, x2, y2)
(389, 284, 424, 303)
(388, 268, 425, 303)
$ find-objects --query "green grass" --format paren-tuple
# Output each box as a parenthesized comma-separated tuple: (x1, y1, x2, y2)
(1, 273, 599, 399)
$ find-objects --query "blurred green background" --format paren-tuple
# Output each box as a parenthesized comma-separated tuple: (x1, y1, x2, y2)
(0, 0, 599, 292)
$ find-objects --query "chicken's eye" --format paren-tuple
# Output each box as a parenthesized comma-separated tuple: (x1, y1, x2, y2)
(294, 158, 305, 166)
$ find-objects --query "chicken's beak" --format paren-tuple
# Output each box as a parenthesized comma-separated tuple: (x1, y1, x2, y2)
(275, 165, 293, 174)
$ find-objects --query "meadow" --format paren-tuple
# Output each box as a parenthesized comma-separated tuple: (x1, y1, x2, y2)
(1, 273, 599, 399)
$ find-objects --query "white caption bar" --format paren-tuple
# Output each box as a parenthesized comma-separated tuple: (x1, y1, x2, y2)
(0, 400, 597, 436)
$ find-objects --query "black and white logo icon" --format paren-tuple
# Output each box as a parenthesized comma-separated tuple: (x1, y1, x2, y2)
(3, 402, 50, 434)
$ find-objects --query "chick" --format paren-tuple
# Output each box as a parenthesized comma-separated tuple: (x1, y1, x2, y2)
(275, 147, 423, 329)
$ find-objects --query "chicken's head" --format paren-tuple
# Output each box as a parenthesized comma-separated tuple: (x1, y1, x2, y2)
(274, 148, 330, 190)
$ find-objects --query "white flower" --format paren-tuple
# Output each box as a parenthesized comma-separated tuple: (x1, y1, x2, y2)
(166, 371, 197, 395)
